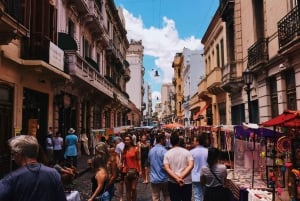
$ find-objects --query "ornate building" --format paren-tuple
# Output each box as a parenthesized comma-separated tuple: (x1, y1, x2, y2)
(0, 0, 130, 176)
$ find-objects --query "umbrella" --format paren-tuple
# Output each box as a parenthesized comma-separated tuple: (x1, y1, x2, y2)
(261, 110, 299, 127)
(162, 122, 184, 129)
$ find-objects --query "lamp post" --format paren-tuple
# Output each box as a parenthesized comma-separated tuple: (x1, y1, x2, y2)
(242, 67, 254, 188)
(242, 68, 254, 123)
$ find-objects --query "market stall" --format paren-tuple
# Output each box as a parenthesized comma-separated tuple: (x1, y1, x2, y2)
(261, 110, 300, 201)
(223, 123, 284, 201)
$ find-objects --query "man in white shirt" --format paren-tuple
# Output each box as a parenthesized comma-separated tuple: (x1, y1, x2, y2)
(163, 133, 194, 201)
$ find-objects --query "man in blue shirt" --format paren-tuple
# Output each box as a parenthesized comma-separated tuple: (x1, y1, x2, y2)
(190, 134, 208, 201)
(64, 128, 78, 167)
(0, 135, 66, 201)
(148, 134, 170, 201)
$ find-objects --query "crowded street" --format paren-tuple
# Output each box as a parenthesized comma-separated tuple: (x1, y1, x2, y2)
(1, 0, 300, 201)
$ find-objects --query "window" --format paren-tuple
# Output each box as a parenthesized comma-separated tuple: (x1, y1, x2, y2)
(285, 70, 297, 110)
(93, 105, 101, 129)
(253, 0, 264, 40)
(68, 20, 75, 37)
(83, 37, 91, 58)
(269, 76, 278, 118)
(220, 39, 224, 67)
(216, 44, 220, 67)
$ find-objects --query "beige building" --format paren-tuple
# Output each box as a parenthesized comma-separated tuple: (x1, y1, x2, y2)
(172, 53, 184, 123)
(160, 83, 175, 123)
(0, 0, 131, 176)
(200, 7, 230, 126)
(220, 0, 300, 125)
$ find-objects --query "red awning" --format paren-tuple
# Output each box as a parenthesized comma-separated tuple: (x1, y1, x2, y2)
(261, 110, 299, 127)
(193, 103, 210, 120)
(282, 117, 300, 127)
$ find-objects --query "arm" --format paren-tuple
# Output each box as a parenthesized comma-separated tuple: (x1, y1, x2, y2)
(88, 169, 107, 201)
(136, 146, 142, 174)
(108, 156, 118, 186)
(164, 163, 184, 186)
(179, 159, 194, 179)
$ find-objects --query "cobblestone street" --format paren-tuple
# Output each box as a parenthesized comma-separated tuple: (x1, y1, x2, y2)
(73, 155, 152, 201)
(74, 170, 152, 201)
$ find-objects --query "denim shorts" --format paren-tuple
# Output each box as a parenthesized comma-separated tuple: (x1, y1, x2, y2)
(95, 191, 110, 201)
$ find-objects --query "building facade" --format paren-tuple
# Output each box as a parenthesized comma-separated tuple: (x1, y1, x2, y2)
(126, 40, 144, 126)
(220, 0, 300, 125)
(172, 53, 184, 123)
(200, 6, 230, 126)
(0, 0, 131, 176)
(182, 48, 205, 126)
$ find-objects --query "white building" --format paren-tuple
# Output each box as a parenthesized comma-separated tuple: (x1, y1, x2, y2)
(182, 48, 205, 126)
(126, 40, 144, 124)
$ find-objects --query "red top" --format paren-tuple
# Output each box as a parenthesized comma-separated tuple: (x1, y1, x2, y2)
(124, 147, 139, 170)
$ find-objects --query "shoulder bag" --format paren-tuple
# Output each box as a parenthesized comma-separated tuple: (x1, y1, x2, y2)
(206, 168, 232, 201)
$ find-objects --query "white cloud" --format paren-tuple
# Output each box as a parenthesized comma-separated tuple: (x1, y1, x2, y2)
(122, 9, 203, 83)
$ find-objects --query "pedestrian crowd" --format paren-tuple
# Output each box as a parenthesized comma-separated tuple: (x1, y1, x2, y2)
(0, 126, 231, 201)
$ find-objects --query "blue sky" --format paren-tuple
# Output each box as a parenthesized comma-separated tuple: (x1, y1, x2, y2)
(115, 0, 219, 103)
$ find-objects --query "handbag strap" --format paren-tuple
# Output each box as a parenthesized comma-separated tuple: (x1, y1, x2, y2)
(209, 167, 223, 186)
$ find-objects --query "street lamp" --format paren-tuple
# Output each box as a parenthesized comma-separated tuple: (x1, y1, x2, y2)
(243, 67, 255, 188)
(242, 67, 254, 123)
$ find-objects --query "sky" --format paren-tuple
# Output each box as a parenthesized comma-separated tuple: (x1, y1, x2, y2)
(115, 0, 219, 104)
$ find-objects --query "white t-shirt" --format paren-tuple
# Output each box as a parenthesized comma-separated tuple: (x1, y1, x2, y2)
(163, 146, 194, 184)
(53, 137, 63, 150)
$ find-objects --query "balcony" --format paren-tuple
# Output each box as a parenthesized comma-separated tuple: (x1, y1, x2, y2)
(63, 0, 89, 15)
(247, 38, 269, 72)
(64, 53, 130, 106)
(124, 66, 131, 82)
(219, 0, 234, 22)
(0, 0, 29, 44)
(278, 6, 300, 51)
(21, 33, 51, 62)
(206, 67, 223, 94)
(221, 62, 243, 93)
(198, 78, 210, 101)
(64, 51, 114, 98)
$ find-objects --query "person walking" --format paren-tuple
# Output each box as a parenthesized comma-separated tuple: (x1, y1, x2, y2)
(0, 135, 66, 201)
(64, 128, 78, 167)
(114, 136, 125, 201)
(121, 134, 141, 201)
(53, 131, 64, 164)
(45, 129, 54, 164)
(88, 142, 110, 201)
(148, 134, 170, 201)
(139, 134, 150, 183)
(163, 132, 194, 201)
(200, 147, 228, 201)
(190, 135, 208, 201)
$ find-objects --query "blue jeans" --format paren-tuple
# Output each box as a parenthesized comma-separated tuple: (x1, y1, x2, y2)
(192, 182, 205, 201)
(95, 191, 110, 201)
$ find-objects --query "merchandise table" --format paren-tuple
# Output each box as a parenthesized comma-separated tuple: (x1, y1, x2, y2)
(226, 169, 271, 201)
(66, 191, 81, 201)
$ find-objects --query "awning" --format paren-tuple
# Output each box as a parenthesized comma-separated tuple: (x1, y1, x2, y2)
(234, 125, 283, 138)
(261, 110, 299, 127)
(193, 103, 210, 120)
(283, 117, 300, 127)
(58, 32, 78, 51)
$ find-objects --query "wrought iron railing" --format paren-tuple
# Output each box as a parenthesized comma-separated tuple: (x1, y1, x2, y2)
(278, 6, 300, 48)
(221, 62, 237, 83)
(247, 38, 268, 68)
